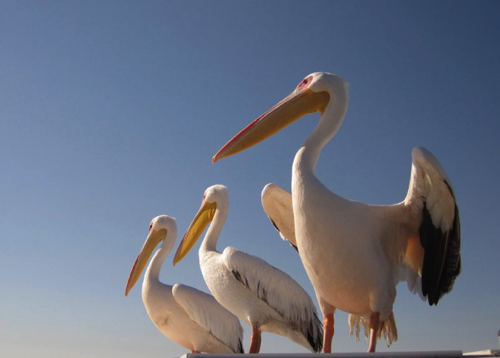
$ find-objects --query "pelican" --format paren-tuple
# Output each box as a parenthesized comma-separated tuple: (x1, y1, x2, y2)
(124, 215, 244, 354)
(173, 185, 323, 353)
(212, 72, 461, 352)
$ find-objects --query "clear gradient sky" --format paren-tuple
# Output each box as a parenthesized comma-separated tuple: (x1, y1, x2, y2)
(1, 1, 499, 357)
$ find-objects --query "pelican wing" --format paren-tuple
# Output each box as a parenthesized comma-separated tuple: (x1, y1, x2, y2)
(402, 147, 461, 305)
(222, 246, 322, 351)
(261, 183, 297, 250)
(172, 284, 244, 353)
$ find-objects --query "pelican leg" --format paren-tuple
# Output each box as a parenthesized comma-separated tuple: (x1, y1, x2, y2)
(322, 313, 334, 353)
(249, 322, 262, 353)
(367, 312, 380, 353)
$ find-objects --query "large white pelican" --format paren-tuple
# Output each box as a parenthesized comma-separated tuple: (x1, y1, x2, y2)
(172, 185, 323, 353)
(125, 215, 244, 354)
(212, 72, 461, 353)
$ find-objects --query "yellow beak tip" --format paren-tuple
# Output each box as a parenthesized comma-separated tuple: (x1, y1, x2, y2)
(172, 253, 183, 266)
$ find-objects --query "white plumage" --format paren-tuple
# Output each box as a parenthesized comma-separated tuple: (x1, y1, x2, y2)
(212, 72, 461, 352)
(125, 215, 243, 354)
(261, 183, 297, 250)
(173, 185, 323, 353)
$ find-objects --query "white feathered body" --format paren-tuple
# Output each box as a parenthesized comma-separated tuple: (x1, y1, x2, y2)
(199, 245, 320, 351)
(141, 279, 210, 351)
(294, 167, 405, 320)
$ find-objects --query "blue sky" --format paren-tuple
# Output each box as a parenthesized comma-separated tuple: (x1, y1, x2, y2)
(1, 1, 499, 357)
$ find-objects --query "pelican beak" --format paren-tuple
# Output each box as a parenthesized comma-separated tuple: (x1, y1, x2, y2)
(212, 88, 330, 163)
(125, 228, 167, 296)
(173, 201, 217, 266)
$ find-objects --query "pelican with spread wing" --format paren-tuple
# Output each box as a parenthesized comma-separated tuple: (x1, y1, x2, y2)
(212, 72, 461, 352)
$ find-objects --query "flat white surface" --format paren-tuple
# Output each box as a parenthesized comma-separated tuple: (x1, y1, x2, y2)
(180, 350, 467, 358)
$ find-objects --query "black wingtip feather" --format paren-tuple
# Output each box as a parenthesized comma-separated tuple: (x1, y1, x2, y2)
(270, 217, 280, 233)
(270, 217, 299, 252)
(420, 201, 461, 306)
(306, 311, 323, 352)
(237, 339, 244, 354)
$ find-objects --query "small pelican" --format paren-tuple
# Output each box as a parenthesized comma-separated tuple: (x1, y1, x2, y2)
(212, 72, 461, 352)
(125, 215, 244, 354)
(173, 185, 323, 353)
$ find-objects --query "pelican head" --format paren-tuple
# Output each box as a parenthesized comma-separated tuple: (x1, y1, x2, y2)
(125, 215, 177, 296)
(172, 185, 227, 266)
(212, 72, 348, 163)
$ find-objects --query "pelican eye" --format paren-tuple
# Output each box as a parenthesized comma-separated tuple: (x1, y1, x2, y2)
(149, 223, 153, 232)
(296, 76, 312, 91)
